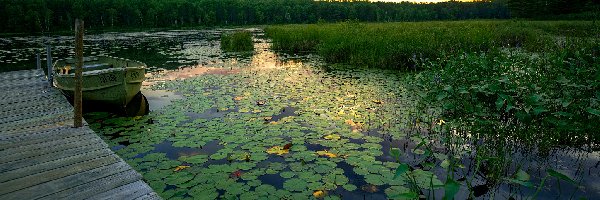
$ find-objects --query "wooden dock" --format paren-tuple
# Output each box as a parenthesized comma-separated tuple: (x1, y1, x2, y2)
(0, 69, 160, 199)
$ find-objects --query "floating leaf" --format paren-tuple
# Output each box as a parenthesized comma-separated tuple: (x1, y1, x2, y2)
(316, 150, 338, 158)
(233, 96, 244, 101)
(324, 134, 341, 140)
(342, 184, 357, 191)
(173, 165, 190, 172)
(266, 146, 289, 155)
(283, 178, 308, 192)
(313, 190, 327, 198)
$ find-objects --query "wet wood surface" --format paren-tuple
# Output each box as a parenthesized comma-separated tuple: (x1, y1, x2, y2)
(0, 69, 160, 200)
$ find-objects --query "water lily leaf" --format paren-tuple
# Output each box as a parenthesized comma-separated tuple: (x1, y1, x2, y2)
(385, 185, 412, 199)
(283, 178, 308, 192)
(188, 185, 219, 200)
(365, 174, 386, 185)
(179, 154, 208, 164)
(173, 165, 190, 172)
(411, 169, 443, 189)
(280, 171, 296, 179)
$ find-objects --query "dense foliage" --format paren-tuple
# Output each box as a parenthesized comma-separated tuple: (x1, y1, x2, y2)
(221, 31, 254, 52)
(266, 21, 598, 69)
(0, 0, 509, 33)
(508, 0, 600, 19)
(265, 21, 600, 148)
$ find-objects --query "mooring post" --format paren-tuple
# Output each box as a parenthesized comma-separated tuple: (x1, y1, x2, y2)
(36, 50, 41, 70)
(46, 45, 53, 84)
(74, 19, 84, 128)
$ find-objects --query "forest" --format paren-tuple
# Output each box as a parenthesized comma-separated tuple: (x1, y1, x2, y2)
(0, 0, 511, 33)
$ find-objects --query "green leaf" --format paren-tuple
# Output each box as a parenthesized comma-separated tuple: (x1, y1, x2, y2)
(390, 191, 418, 200)
(586, 108, 600, 117)
(436, 92, 448, 101)
(495, 97, 505, 111)
(515, 169, 530, 181)
(547, 169, 577, 185)
(443, 178, 460, 200)
(390, 148, 401, 159)
(506, 178, 534, 188)
(533, 107, 547, 115)
(393, 163, 410, 179)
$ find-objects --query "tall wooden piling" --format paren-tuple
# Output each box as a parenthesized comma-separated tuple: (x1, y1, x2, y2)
(74, 19, 84, 128)
(46, 45, 52, 84)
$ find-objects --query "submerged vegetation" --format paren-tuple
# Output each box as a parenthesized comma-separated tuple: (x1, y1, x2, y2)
(220, 31, 254, 52)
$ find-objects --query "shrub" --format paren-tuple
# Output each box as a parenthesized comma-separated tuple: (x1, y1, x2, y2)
(221, 31, 254, 52)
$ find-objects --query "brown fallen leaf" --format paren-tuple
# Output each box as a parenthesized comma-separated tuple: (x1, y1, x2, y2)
(233, 96, 244, 101)
(316, 150, 337, 158)
(174, 165, 190, 172)
(283, 143, 293, 150)
(266, 146, 289, 155)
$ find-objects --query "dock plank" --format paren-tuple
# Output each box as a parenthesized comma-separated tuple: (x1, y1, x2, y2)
(0, 69, 158, 199)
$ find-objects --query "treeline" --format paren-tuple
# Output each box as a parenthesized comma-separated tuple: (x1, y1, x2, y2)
(507, 0, 600, 19)
(0, 0, 509, 33)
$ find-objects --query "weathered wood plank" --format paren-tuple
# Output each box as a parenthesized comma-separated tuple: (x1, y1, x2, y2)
(0, 161, 134, 200)
(0, 138, 108, 172)
(89, 180, 156, 200)
(45, 169, 142, 199)
(0, 154, 121, 194)
(0, 127, 87, 149)
(0, 133, 104, 163)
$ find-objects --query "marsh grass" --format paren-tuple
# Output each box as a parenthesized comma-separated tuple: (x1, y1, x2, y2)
(266, 20, 599, 70)
(220, 31, 254, 52)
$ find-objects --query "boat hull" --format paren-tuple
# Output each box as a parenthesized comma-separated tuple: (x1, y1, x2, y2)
(54, 67, 145, 106)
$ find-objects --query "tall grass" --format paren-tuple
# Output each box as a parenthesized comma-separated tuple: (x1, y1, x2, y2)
(265, 20, 599, 70)
(220, 31, 254, 52)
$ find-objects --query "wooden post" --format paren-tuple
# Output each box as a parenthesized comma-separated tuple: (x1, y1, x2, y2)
(74, 19, 84, 128)
(46, 45, 52, 84)
(36, 50, 41, 70)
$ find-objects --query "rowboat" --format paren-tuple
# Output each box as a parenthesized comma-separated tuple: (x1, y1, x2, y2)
(53, 56, 146, 107)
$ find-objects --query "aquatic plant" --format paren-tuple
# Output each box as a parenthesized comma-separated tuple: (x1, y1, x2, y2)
(220, 31, 254, 52)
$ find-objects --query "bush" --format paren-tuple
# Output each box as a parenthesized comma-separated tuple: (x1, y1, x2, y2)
(221, 31, 254, 52)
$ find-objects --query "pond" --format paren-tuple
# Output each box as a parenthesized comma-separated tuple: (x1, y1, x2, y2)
(1, 29, 598, 199)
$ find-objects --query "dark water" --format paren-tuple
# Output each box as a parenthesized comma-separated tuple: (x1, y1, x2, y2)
(1, 29, 598, 200)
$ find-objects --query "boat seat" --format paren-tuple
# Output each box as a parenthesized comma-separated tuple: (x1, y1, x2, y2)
(83, 63, 113, 71)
